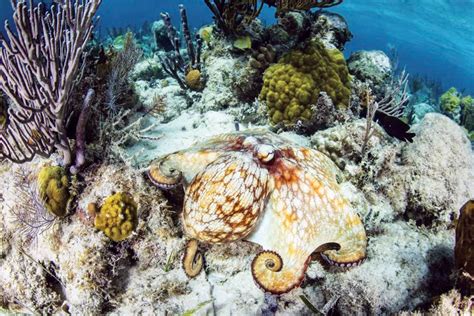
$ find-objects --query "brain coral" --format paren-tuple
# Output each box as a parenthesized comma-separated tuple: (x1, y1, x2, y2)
(185, 69, 203, 91)
(37, 166, 70, 217)
(94, 192, 138, 242)
(260, 41, 351, 125)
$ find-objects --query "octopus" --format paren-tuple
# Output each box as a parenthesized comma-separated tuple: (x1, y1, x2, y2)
(148, 130, 367, 294)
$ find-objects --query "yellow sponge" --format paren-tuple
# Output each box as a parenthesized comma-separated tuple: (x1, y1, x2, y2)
(94, 192, 138, 242)
(260, 41, 351, 125)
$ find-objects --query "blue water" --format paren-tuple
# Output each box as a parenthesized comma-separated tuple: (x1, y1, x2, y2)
(1, 0, 473, 94)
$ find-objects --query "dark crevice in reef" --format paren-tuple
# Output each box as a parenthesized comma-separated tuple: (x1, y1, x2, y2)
(161, 187, 186, 237)
(409, 244, 455, 312)
(403, 204, 437, 227)
(45, 261, 67, 307)
(101, 242, 138, 314)
(424, 245, 455, 301)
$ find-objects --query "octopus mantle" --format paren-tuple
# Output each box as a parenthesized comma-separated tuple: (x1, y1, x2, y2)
(148, 130, 367, 294)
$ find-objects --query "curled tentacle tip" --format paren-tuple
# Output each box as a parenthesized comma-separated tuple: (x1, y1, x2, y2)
(251, 250, 295, 294)
(147, 163, 182, 190)
(321, 253, 366, 268)
(182, 239, 204, 278)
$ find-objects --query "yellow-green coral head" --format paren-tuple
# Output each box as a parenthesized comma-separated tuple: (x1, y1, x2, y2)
(94, 192, 138, 242)
(440, 87, 461, 113)
(37, 166, 70, 217)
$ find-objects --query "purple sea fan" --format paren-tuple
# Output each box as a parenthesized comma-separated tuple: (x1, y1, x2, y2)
(0, 0, 101, 167)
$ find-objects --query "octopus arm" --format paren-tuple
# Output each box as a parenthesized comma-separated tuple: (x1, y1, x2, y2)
(182, 152, 270, 243)
(149, 150, 222, 186)
(247, 157, 367, 294)
(289, 146, 344, 183)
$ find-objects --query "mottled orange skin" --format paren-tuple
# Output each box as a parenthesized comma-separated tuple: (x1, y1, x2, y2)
(148, 130, 367, 294)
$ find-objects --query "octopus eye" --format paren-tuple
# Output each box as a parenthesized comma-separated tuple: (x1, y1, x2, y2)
(256, 144, 275, 163)
(147, 159, 183, 189)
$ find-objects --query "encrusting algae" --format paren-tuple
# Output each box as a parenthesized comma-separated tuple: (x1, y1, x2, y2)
(94, 192, 138, 242)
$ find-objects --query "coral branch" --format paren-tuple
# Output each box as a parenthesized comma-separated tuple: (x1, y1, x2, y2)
(71, 88, 95, 175)
(105, 32, 143, 114)
(159, 5, 203, 91)
(266, 0, 343, 13)
(180, 5, 196, 69)
(378, 69, 410, 118)
(361, 89, 379, 156)
(204, 0, 264, 36)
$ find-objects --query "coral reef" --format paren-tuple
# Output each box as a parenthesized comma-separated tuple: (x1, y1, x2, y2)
(94, 192, 138, 242)
(8, 166, 57, 241)
(148, 130, 367, 294)
(204, 0, 264, 36)
(184, 69, 203, 91)
(392, 114, 473, 225)
(424, 290, 473, 315)
(197, 54, 241, 110)
(131, 56, 164, 82)
(151, 20, 174, 51)
(1, 0, 473, 314)
(260, 41, 351, 126)
(408, 102, 438, 124)
(311, 12, 352, 50)
(314, 113, 474, 226)
(461, 96, 474, 134)
(265, 11, 310, 52)
(37, 166, 70, 217)
(231, 44, 277, 102)
(249, 44, 277, 71)
(440, 87, 462, 122)
(347, 50, 392, 98)
(204, 0, 343, 38)
(316, 221, 455, 315)
(267, 0, 343, 15)
(439, 87, 474, 135)
(311, 118, 392, 172)
(105, 32, 143, 114)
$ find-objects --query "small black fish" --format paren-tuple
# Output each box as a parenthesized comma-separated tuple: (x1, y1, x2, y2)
(375, 111, 415, 142)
